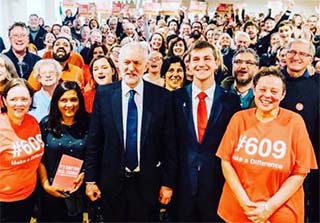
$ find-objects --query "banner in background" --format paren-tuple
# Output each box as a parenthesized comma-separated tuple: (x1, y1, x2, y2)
(62, 0, 76, 7)
(216, 3, 233, 16)
(112, 2, 122, 14)
(143, 2, 161, 15)
(161, 0, 180, 15)
(189, 1, 207, 14)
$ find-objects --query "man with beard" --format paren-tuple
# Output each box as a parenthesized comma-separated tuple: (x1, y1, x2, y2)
(185, 22, 204, 47)
(221, 48, 259, 109)
(28, 36, 84, 90)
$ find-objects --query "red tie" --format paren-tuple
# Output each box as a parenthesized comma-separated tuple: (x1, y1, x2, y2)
(197, 92, 208, 143)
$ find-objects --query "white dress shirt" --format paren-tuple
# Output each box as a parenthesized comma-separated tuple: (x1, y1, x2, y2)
(192, 82, 215, 138)
(121, 80, 144, 172)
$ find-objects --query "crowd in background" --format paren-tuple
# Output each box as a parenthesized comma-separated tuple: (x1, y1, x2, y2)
(0, 1, 319, 222)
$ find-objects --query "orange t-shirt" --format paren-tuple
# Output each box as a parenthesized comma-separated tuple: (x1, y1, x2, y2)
(0, 114, 44, 202)
(42, 51, 84, 68)
(216, 108, 318, 223)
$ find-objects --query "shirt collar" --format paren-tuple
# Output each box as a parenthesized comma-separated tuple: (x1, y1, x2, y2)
(122, 78, 144, 96)
(192, 82, 216, 100)
(282, 66, 310, 79)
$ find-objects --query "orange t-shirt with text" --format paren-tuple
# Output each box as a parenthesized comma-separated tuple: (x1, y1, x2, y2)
(0, 114, 44, 201)
(216, 108, 318, 223)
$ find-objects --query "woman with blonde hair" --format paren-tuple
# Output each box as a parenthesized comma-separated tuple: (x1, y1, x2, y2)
(0, 54, 19, 111)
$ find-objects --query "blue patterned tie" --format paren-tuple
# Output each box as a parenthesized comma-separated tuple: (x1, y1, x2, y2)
(126, 90, 138, 171)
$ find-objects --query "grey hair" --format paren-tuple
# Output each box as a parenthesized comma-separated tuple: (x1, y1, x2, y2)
(288, 39, 315, 57)
(119, 41, 149, 62)
(33, 59, 62, 80)
(232, 47, 260, 65)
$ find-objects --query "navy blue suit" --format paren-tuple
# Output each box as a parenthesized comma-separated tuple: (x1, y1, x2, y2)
(84, 80, 177, 221)
(172, 84, 240, 221)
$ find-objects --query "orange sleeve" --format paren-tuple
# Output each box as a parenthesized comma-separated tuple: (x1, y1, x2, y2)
(69, 52, 84, 68)
(292, 114, 318, 175)
(27, 70, 41, 91)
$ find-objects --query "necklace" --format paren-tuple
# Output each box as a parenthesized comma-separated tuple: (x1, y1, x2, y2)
(234, 86, 250, 96)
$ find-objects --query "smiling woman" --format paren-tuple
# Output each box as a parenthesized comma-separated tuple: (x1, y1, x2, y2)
(216, 66, 318, 223)
(38, 81, 90, 222)
(161, 56, 186, 91)
(0, 78, 44, 222)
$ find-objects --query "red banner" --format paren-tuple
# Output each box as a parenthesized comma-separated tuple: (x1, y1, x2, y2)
(112, 2, 122, 14)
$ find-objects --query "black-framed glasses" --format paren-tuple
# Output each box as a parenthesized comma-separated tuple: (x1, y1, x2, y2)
(287, 50, 312, 58)
(234, 59, 258, 66)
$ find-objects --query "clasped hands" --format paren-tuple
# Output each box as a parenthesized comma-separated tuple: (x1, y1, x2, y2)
(85, 184, 173, 205)
(242, 200, 272, 223)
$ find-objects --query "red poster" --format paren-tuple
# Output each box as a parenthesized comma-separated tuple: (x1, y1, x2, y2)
(63, 0, 76, 7)
(112, 2, 122, 14)
(78, 4, 89, 15)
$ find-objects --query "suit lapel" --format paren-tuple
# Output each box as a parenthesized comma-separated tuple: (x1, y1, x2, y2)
(184, 84, 198, 141)
(111, 82, 124, 147)
(140, 81, 152, 150)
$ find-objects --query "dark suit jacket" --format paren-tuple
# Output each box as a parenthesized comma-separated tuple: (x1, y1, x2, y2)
(84, 80, 177, 204)
(172, 84, 240, 205)
(28, 26, 47, 51)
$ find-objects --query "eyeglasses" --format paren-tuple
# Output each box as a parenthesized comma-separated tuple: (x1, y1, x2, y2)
(10, 34, 28, 39)
(234, 59, 258, 66)
(287, 50, 312, 58)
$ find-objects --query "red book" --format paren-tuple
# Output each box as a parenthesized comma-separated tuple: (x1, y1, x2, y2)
(52, 154, 83, 191)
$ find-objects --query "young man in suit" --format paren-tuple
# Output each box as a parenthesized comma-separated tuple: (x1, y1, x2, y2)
(172, 40, 240, 221)
(84, 41, 177, 222)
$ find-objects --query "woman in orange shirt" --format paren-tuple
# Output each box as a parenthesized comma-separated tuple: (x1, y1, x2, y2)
(0, 78, 44, 222)
(216, 66, 318, 223)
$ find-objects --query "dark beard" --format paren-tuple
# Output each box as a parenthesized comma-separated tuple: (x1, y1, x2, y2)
(235, 75, 252, 86)
(53, 51, 71, 62)
(190, 30, 201, 40)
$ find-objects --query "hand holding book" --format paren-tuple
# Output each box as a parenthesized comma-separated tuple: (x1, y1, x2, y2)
(52, 154, 84, 192)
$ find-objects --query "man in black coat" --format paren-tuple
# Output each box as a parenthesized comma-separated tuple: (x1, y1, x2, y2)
(84, 41, 177, 222)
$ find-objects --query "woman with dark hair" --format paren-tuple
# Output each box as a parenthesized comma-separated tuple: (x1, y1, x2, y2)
(167, 36, 187, 58)
(161, 56, 186, 91)
(84, 56, 118, 113)
(38, 81, 90, 222)
(88, 19, 100, 30)
(149, 32, 166, 56)
(84, 42, 108, 65)
(0, 78, 44, 222)
(83, 42, 108, 90)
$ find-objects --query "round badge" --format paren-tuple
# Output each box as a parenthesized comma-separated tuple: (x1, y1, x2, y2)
(295, 103, 304, 111)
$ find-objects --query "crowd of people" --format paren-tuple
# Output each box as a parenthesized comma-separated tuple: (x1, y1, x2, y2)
(0, 2, 319, 223)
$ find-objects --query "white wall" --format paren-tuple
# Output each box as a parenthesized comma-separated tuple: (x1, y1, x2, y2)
(0, 0, 59, 49)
